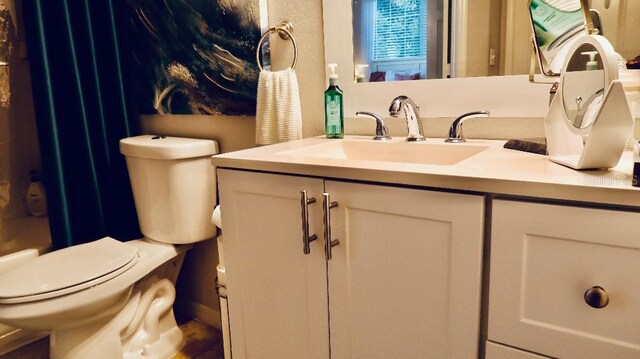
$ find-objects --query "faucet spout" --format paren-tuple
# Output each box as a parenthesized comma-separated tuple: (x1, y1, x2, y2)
(389, 96, 426, 142)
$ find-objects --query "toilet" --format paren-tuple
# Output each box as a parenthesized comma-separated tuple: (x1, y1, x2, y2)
(0, 135, 218, 359)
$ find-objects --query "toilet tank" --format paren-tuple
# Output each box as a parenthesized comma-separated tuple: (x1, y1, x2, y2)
(119, 136, 218, 244)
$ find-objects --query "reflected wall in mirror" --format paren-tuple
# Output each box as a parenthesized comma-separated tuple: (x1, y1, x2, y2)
(588, 0, 640, 66)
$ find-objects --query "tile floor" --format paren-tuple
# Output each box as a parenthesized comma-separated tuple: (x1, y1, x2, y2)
(2, 317, 224, 358)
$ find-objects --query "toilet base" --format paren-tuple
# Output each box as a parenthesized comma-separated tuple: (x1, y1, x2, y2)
(124, 326, 184, 359)
(51, 277, 184, 359)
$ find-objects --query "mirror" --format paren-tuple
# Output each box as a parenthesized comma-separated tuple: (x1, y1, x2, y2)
(348, 0, 640, 82)
(350, 0, 590, 82)
(562, 43, 605, 129)
(529, 0, 589, 76)
(544, 35, 632, 169)
(322, 0, 640, 118)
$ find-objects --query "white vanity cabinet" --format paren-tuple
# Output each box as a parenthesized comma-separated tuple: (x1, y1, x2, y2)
(488, 200, 640, 359)
(218, 169, 485, 359)
(218, 170, 328, 359)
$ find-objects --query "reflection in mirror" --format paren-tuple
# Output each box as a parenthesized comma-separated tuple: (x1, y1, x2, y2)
(589, 0, 640, 67)
(529, 0, 587, 76)
(351, 0, 570, 83)
(352, 0, 442, 82)
(562, 43, 605, 129)
(347, 0, 639, 85)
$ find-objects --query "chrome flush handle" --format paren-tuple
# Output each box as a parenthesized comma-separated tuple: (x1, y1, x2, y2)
(322, 193, 340, 260)
(300, 190, 317, 255)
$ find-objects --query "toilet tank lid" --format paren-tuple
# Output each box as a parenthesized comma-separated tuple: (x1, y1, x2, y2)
(120, 135, 219, 160)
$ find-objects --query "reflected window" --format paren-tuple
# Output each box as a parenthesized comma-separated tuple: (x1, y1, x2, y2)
(373, 0, 426, 62)
(354, 0, 443, 82)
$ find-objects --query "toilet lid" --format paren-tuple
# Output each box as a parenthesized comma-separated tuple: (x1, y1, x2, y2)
(0, 237, 138, 304)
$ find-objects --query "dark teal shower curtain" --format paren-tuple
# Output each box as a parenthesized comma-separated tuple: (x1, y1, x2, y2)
(23, 0, 141, 248)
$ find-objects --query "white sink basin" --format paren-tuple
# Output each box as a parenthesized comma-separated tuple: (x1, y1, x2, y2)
(277, 140, 489, 165)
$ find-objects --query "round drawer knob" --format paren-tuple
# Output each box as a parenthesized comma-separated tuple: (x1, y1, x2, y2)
(584, 286, 609, 309)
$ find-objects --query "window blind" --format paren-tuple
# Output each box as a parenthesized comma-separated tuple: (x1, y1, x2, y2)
(373, 0, 427, 60)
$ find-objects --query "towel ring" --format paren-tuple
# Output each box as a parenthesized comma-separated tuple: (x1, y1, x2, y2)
(256, 21, 298, 71)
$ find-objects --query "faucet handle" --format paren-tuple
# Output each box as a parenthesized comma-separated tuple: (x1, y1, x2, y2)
(445, 110, 490, 143)
(356, 111, 392, 140)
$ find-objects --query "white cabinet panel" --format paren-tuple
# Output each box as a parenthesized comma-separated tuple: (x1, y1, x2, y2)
(489, 200, 640, 358)
(218, 169, 329, 359)
(326, 181, 484, 358)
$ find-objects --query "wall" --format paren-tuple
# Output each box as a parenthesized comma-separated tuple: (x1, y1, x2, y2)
(0, 0, 42, 220)
(0, 0, 49, 353)
(590, 0, 640, 61)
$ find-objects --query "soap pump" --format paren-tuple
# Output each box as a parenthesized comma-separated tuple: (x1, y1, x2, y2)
(324, 63, 344, 139)
(25, 170, 47, 216)
(582, 51, 599, 70)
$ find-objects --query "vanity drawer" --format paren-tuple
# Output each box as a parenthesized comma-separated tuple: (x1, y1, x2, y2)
(488, 200, 640, 358)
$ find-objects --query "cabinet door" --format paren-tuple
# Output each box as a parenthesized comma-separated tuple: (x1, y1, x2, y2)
(218, 169, 329, 359)
(325, 181, 484, 358)
(489, 200, 640, 358)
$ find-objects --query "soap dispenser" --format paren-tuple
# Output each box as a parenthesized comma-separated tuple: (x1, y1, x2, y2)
(325, 63, 344, 139)
(582, 51, 599, 70)
(25, 170, 47, 216)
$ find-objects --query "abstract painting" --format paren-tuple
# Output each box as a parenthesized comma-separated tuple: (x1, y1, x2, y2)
(125, 0, 267, 115)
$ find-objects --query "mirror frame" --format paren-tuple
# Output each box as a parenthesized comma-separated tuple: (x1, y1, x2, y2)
(323, 0, 550, 118)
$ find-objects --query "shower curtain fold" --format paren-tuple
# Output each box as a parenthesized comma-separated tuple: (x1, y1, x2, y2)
(23, 0, 141, 248)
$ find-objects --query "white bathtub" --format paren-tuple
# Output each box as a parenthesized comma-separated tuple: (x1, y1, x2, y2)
(0, 216, 51, 256)
(0, 216, 51, 354)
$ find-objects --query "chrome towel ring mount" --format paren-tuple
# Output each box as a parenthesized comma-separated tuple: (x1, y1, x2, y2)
(256, 21, 298, 71)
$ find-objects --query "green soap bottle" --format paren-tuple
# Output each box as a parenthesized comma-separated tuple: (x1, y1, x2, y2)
(325, 63, 344, 139)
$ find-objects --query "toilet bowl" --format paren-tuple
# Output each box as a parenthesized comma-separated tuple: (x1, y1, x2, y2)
(0, 136, 218, 359)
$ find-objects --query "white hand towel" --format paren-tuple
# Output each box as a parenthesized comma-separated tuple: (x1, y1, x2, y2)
(255, 68, 303, 145)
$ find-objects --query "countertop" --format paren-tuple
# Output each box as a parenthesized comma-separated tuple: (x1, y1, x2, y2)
(211, 136, 640, 208)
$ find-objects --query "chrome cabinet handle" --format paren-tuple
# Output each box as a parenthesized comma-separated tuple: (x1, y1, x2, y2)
(300, 190, 317, 255)
(584, 286, 609, 309)
(322, 193, 340, 260)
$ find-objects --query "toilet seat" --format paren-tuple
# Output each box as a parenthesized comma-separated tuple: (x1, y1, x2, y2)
(0, 237, 138, 304)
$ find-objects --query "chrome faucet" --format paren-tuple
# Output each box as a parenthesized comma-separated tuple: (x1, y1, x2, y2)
(356, 111, 391, 140)
(388, 96, 426, 142)
(445, 111, 490, 143)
